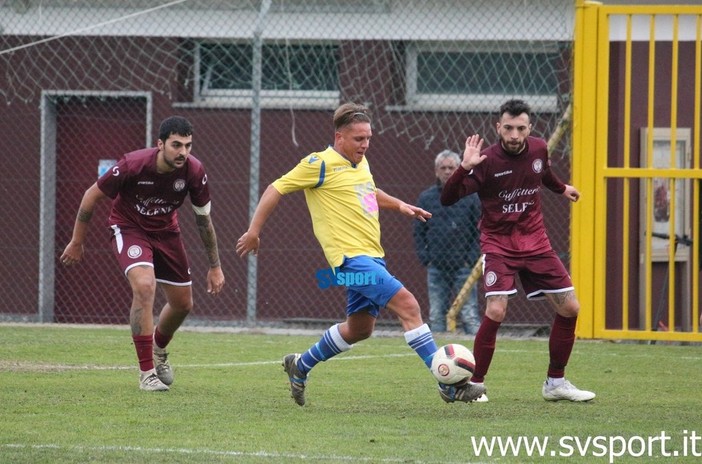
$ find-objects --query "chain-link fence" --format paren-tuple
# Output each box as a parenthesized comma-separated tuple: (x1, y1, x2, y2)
(0, 0, 575, 331)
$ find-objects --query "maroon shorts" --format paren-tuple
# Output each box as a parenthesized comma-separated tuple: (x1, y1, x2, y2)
(482, 250, 573, 300)
(109, 225, 192, 286)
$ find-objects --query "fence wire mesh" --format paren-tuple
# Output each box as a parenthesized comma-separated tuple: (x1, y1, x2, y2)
(0, 0, 575, 331)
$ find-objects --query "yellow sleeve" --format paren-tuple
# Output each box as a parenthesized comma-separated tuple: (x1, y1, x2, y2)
(272, 155, 325, 195)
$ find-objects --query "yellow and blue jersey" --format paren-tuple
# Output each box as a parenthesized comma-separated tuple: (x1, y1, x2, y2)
(272, 146, 384, 268)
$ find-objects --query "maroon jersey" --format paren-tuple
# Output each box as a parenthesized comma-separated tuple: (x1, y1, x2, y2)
(97, 148, 210, 233)
(441, 136, 565, 258)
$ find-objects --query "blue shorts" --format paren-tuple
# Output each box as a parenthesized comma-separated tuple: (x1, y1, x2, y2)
(341, 256, 403, 318)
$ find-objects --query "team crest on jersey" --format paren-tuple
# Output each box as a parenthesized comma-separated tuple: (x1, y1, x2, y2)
(485, 271, 497, 287)
(532, 159, 543, 174)
(173, 179, 186, 191)
(127, 245, 142, 259)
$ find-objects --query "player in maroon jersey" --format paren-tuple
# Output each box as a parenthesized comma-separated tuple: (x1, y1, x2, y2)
(60, 116, 225, 392)
(440, 99, 595, 402)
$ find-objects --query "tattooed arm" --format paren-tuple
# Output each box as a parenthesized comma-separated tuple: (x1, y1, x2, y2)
(60, 183, 109, 266)
(195, 213, 225, 295)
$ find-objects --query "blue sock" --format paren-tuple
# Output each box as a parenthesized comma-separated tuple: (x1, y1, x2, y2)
(298, 324, 352, 374)
(404, 323, 439, 368)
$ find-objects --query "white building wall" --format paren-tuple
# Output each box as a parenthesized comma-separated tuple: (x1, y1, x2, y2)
(0, 0, 575, 41)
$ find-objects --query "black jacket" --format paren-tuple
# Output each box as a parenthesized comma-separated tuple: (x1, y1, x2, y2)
(413, 182, 481, 271)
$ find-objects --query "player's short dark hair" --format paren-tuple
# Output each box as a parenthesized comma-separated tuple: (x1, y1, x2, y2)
(499, 99, 532, 120)
(333, 103, 371, 131)
(159, 116, 193, 142)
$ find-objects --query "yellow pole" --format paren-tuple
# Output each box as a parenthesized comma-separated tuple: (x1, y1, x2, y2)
(572, 0, 602, 338)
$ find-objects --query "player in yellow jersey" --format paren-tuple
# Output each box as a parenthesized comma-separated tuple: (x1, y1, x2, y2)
(236, 102, 486, 406)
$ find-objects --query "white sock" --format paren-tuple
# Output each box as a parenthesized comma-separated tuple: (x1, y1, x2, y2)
(547, 377, 565, 387)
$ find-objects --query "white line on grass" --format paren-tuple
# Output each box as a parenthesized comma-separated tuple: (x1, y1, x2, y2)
(0, 443, 482, 464)
(0, 353, 414, 373)
(2, 348, 699, 373)
(0, 350, 550, 373)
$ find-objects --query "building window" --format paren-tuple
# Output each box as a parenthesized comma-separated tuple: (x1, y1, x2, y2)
(404, 42, 566, 112)
(196, 42, 340, 109)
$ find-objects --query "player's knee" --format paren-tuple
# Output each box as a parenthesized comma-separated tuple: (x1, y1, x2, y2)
(485, 299, 507, 321)
(485, 306, 506, 322)
(131, 278, 156, 303)
(355, 327, 373, 341)
(560, 301, 580, 318)
(554, 292, 580, 317)
(171, 296, 193, 315)
(344, 324, 373, 343)
(177, 301, 194, 314)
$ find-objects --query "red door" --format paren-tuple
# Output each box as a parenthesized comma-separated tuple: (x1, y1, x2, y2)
(54, 96, 147, 323)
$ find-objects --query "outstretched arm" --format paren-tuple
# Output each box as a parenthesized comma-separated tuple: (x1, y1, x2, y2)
(60, 183, 108, 266)
(376, 189, 432, 222)
(195, 213, 225, 295)
(442, 135, 485, 206)
(236, 184, 283, 257)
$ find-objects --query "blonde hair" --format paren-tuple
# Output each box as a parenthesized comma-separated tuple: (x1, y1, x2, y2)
(333, 102, 371, 131)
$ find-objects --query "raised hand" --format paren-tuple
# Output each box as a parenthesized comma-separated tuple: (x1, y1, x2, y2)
(461, 134, 486, 171)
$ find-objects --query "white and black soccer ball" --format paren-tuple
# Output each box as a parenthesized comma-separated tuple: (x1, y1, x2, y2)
(430, 343, 476, 385)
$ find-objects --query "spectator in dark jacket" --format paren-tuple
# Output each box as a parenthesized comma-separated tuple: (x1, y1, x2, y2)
(414, 150, 481, 334)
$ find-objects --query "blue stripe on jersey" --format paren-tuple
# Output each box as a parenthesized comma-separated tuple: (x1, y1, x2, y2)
(312, 160, 326, 188)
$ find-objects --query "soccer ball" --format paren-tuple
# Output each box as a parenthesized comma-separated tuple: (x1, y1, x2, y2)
(430, 343, 476, 385)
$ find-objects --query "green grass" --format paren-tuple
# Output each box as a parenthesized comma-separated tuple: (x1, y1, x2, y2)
(1, 324, 700, 463)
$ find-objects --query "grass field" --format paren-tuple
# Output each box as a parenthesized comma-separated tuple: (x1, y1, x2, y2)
(0, 324, 700, 463)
